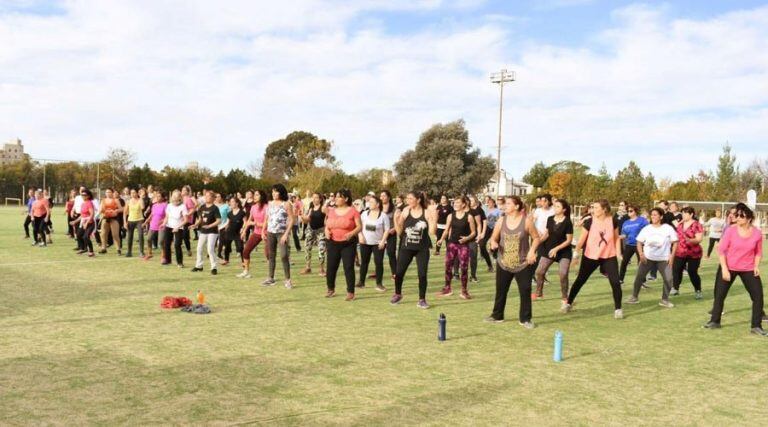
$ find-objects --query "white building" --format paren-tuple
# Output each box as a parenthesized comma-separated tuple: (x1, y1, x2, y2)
(0, 138, 25, 166)
(484, 169, 533, 197)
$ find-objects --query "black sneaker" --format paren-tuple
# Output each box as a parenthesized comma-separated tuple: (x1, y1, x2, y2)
(117, 249, 122, 256)
(125, 253, 132, 258)
(191, 267, 203, 272)
(211, 269, 218, 275)
(702, 321, 721, 329)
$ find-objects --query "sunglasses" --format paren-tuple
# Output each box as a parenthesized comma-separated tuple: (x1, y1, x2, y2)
(735, 212, 748, 218)
(628, 209, 635, 213)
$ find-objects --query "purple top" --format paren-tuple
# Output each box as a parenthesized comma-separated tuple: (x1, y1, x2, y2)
(150, 202, 168, 231)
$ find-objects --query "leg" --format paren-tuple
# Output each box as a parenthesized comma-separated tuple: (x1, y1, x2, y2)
(618, 245, 635, 282)
(325, 240, 341, 290)
(657, 260, 673, 301)
(137, 222, 145, 255)
(163, 228, 173, 263)
(373, 245, 385, 286)
(557, 258, 571, 299)
(207, 234, 219, 270)
(341, 241, 357, 294)
(359, 244, 373, 286)
(709, 267, 733, 324)
(195, 234, 206, 269)
(415, 249, 430, 299)
(317, 228, 326, 271)
(386, 233, 397, 276)
(740, 272, 764, 328)
(435, 228, 444, 254)
(304, 229, 317, 269)
(278, 235, 291, 279)
(672, 256, 685, 291)
(110, 219, 121, 250)
(458, 244, 470, 291)
(24, 215, 32, 238)
(687, 258, 702, 292)
(491, 267, 514, 320)
(632, 260, 653, 298)
(126, 221, 135, 255)
(99, 219, 109, 250)
(479, 235, 493, 269)
(567, 257, 601, 305)
(174, 229, 184, 264)
(394, 248, 416, 295)
(534, 257, 555, 296)
(469, 241, 478, 279)
(266, 233, 278, 278)
(706, 238, 717, 257)
(83, 223, 94, 252)
(515, 266, 534, 322)
(183, 224, 191, 252)
(444, 243, 457, 287)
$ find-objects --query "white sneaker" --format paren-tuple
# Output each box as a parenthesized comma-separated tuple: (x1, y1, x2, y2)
(284, 279, 294, 289)
(614, 309, 624, 319)
(659, 300, 675, 308)
(561, 303, 572, 313)
(669, 289, 679, 296)
(236, 271, 251, 278)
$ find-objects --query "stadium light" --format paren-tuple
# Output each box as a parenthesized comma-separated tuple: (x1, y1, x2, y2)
(490, 68, 515, 197)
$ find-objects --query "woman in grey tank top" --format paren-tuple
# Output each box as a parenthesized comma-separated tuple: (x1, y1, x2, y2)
(485, 196, 541, 328)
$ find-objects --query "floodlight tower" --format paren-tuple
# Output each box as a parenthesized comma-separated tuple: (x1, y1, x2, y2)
(490, 68, 515, 197)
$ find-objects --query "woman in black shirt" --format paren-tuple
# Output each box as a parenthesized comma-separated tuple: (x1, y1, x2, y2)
(434, 195, 453, 255)
(300, 192, 327, 276)
(223, 197, 246, 264)
(436, 196, 476, 299)
(534, 198, 574, 302)
(467, 196, 490, 282)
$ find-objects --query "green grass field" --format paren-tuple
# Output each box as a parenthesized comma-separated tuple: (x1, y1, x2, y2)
(1, 206, 766, 425)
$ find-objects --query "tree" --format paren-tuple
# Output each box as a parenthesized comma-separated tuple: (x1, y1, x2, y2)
(611, 161, 657, 208)
(522, 161, 551, 189)
(585, 163, 613, 202)
(714, 143, 738, 200)
(260, 131, 336, 182)
(101, 147, 136, 189)
(546, 172, 570, 199)
(127, 163, 158, 189)
(393, 120, 495, 197)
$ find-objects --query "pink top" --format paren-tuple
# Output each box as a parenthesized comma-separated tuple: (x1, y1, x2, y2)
(584, 216, 618, 260)
(149, 202, 168, 231)
(80, 200, 94, 223)
(718, 226, 762, 272)
(249, 204, 267, 236)
(184, 197, 197, 224)
(326, 207, 360, 242)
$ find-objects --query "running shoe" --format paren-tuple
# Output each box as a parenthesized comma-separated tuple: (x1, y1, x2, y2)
(211, 269, 218, 276)
(191, 267, 203, 272)
(470, 277, 479, 283)
(659, 300, 674, 308)
(614, 309, 624, 319)
(669, 289, 679, 296)
(345, 293, 355, 301)
(702, 321, 721, 329)
(325, 289, 336, 298)
(98, 249, 107, 254)
(261, 278, 276, 286)
(460, 291, 472, 300)
(626, 296, 639, 304)
(519, 321, 536, 330)
(416, 299, 430, 309)
(695, 290, 703, 300)
(125, 253, 133, 258)
(484, 316, 504, 323)
(641, 282, 651, 289)
(561, 303, 572, 313)
(284, 279, 293, 289)
(236, 271, 251, 279)
(750, 327, 768, 336)
(437, 286, 453, 297)
(390, 294, 403, 305)
(375, 285, 387, 292)
(177, 264, 184, 268)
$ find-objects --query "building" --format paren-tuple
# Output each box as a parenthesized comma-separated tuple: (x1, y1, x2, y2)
(484, 169, 533, 197)
(0, 138, 25, 166)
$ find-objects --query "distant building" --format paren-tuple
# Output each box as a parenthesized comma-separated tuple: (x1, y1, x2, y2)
(484, 169, 533, 197)
(0, 138, 26, 166)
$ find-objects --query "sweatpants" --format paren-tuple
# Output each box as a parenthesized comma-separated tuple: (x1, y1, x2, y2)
(672, 256, 702, 292)
(394, 247, 430, 299)
(266, 232, 290, 279)
(491, 265, 533, 322)
(535, 257, 571, 299)
(710, 268, 764, 328)
(195, 232, 219, 270)
(632, 259, 673, 300)
(359, 244, 384, 286)
(326, 239, 357, 293)
(125, 220, 145, 256)
(444, 242, 469, 289)
(304, 227, 326, 269)
(567, 256, 622, 310)
(99, 218, 121, 250)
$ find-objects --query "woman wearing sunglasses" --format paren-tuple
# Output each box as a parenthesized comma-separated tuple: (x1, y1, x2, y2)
(618, 205, 648, 284)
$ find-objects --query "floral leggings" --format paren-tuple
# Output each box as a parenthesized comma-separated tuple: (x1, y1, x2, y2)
(304, 227, 326, 268)
(445, 242, 470, 289)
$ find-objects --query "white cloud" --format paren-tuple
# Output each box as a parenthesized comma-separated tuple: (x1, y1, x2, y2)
(0, 1, 766, 184)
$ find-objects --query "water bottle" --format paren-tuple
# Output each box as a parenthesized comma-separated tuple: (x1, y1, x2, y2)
(438, 313, 446, 341)
(553, 330, 563, 362)
(197, 290, 205, 305)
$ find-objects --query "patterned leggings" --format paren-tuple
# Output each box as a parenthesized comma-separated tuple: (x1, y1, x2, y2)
(304, 227, 326, 268)
(445, 242, 470, 289)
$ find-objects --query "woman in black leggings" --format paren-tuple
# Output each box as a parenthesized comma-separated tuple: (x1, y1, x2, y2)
(672, 207, 704, 299)
(391, 191, 436, 309)
(563, 199, 624, 319)
(324, 189, 362, 300)
(380, 190, 398, 280)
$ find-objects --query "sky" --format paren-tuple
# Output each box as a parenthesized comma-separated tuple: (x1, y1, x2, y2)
(1, 0, 767, 181)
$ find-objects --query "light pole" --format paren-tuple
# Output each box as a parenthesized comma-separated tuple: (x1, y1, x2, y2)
(490, 68, 515, 198)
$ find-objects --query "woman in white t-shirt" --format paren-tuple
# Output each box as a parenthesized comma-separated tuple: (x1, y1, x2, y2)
(704, 209, 725, 259)
(357, 195, 390, 291)
(160, 190, 190, 268)
(628, 208, 678, 307)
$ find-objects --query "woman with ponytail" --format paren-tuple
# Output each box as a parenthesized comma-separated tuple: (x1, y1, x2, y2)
(391, 191, 437, 309)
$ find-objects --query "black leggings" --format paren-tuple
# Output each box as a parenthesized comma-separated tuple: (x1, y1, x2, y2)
(326, 239, 357, 293)
(292, 225, 302, 251)
(706, 238, 720, 257)
(77, 222, 95, 252)
(359, 244, 385, 286)
(33, 216, 47, 243)
(567, 256, 622, 310)
(618, 244, 638, 282)
(435, 227, 446, 253)
(395, 247, 430, 299)
(182, 223, 192, 252)
(672, 256, 701, 291)
(385, 233, 397, 276)
(710, 267, 764, 328)
(223, 233, 244, 262)
(491, 265, 533, 322)
(23, 215, 33, 238)
(163, 227, 184, 265)
(478, 233, 493, 270)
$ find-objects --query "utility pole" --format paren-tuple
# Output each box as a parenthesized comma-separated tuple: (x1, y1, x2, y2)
(490, 68, 515, 198)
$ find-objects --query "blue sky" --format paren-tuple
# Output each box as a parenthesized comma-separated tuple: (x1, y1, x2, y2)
(1, 0, 767, 183)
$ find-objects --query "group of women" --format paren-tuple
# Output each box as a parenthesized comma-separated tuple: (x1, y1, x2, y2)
(43, 184, 767, 336)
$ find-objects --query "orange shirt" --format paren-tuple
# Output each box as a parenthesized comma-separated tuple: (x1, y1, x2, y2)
(31, 199, 49, 217)
(102, 198, 119, 218)
(326, 207, 360, 241)
(584, 216, 618, 260)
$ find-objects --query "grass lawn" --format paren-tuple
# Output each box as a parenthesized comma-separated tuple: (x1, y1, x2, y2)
(1, 205, 766, 425)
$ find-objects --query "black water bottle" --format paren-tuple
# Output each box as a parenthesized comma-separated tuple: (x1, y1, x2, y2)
(438, 313, 446, 341)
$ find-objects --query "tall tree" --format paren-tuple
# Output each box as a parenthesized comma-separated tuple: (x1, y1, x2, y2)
(101, 147, 136, 189)
(522, 161, 552, 189)
(714, 143, 738, 200)
(611, 161, 657, 207)
(260, 131, 335, 182)
(393, 120, 495, 197)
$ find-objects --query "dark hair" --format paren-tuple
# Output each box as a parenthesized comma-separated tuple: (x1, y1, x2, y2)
(157, 191, 167, 202)
(254, 189, 268, 207)
(105, 187, 114, 192)
(270, 184, 289, 202)
(82, 189, 94, 200)
(658, 199, 668, 206)
(650, 207, 665, 222)
(336, 188, 353, 206)
(626, 204, 637, 213)
(681, 206, 696, 216)
(733, 203, 755, 222)
(409, 191, 427, 209)
(456, 195, 470, 208)
(229, 196, 242, 209)
(486, 198, 497, 208)
(540, 193, 552, 206)
(379, 190, 393, 213)
(368, 195, 382, 208)
(505, 195, 524, 212)
(554, 198, 571, 218)
(311, 192, 325, 208)
(594, 199, 611, 214)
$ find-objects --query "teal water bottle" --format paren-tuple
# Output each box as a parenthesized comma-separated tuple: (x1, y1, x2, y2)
(553, 330, 563, 362)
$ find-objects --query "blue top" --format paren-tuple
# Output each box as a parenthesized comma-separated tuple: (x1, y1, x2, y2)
(486, 207, 501, 230)
(26, 197, 34, 213)
(621, 216, 649, 246)
(218, 204, 231, 227)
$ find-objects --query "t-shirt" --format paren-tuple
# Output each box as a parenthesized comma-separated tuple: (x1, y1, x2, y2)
(706, 218, 725, 239)
(326, 207, 360, 242)
(436, 204, 453, 228)
(165, 203, 189, 229)
(469, 207, 486, 240)
(217, 204, 231, 229)
(676, 221, 704, 259)
(31, 199, 49, 217)
(543, 216, 574, 261)
(486, 207, 501, 231)
(198, 204, 221, 234)
(534, 207, 555, 235)
(636, 224, 678, 261)
(718, 226, 763, 272)
(227, 209, 246, 238)
(249, 204, 267, 236)
(360, 210, 390, 245)
(126, 199, 144, 222)
(80, 200, 94, 222)
(184, 197, 197, 224)
(582, 216, 619, 260)
(101, 198, 119, 219)
(621, 217, 649, 246)
(149, 202, 167, 231)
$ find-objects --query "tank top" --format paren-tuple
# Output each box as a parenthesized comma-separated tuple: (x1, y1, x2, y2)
(309, 205, 326, 230)
(127, 199, 143, 221)
(102, 198, 119, 218)
(267, 202, 289, 234)
(402, 209, 430, 250)
(584, 216, 618, 260)
(448, 212, 471, 244)
(497, 214, 530, 273)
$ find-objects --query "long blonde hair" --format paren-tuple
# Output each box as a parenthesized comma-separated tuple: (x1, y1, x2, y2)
(170, 190, 182, 206)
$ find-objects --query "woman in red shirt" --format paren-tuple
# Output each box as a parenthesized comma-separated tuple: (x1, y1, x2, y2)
(672, 207, 704, 299)
(324, 188, 362, 300)
(704, 203, 766, 336)
(31, 190, 51, 247)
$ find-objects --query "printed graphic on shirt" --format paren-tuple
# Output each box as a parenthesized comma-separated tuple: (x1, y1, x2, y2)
(501, 232, 523, 271)
(405, 220, 428, 246)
